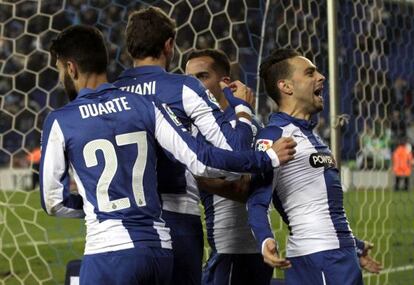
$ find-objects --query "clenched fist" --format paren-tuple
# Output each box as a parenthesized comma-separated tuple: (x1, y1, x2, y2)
(271, 137, 297, 165)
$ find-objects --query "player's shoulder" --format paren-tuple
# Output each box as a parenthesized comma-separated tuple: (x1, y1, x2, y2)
(181, 74, 206, 93)
(257, 112, 301, 140)
(255, 125, 283, 152)
(162, 72, 205, 91)
(111, 87, 154, 104)
(256, 125, 283, 141)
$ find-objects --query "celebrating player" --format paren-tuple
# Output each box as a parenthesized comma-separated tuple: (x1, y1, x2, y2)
(114, 7, 261, 285)
(248, 48, 383, 285)
(39, 26, 297, 285)
(185, 48, 273, 285)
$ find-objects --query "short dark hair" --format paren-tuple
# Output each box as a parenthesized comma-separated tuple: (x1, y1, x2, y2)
(187, 49, 231, 76)
(50, 25, 108, 74)
(126, 7, 176, 59)
(259, 48, 301, 104)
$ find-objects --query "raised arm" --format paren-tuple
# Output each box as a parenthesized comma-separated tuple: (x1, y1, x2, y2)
(182, 77, 253, 151)
(153, 100, 282, 176)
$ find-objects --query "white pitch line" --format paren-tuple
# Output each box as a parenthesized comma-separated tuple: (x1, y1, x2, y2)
(1, 238, 85, 249)
(364, 264, 414, 277)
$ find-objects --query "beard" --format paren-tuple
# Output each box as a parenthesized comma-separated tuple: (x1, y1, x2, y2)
(63, 72, 78, 101)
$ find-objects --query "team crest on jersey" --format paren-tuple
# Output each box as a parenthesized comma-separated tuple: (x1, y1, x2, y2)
(255, 139, 273, 152)
(206, 90, 221, 108)
(162, 103, 182, 126)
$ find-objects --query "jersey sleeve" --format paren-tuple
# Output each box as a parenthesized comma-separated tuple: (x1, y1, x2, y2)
(355, 237, 365, 257)
(181, 77, 252, 151)
(150, 97, 278, 177)
(247, 126, 284, 251)
(40, 113, 84, 218)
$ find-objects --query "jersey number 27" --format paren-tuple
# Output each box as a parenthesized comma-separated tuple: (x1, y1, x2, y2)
(83, 131, 147, 212)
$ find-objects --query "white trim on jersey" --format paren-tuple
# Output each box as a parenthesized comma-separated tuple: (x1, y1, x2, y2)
(154, 104, 231, 178)
(182, 85, 233, 151)
(41, 120, 84, 218)
(153, 221, 172, 249)
(71, 164, 97, 228)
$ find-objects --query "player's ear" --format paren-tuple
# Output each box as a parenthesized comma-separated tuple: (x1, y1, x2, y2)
(164, 37, 174, 56)
(221, 76, 231, 85)
(277, 79, 293, 96)
(66, 61, 78, 80)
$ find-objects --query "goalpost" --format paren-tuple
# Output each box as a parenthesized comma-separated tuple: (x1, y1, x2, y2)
(0, 0, 413, 284)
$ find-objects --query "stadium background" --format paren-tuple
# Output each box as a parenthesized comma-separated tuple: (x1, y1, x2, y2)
(0, 0, 413, 284)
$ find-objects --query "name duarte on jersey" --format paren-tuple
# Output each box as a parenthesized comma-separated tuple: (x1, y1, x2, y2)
(309, 152, 337, 169)
(79, 97, 131, 119)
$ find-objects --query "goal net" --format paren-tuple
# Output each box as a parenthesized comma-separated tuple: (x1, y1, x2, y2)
(0, 0, 413, 284)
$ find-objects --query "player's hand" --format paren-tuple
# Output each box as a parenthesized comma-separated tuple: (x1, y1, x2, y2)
(359, 241, 383, 274)
(220, 80, 255, 108)
(234, 175, 251, 194)
(262, 239, 291, 269)
(271, 137, 296, 165)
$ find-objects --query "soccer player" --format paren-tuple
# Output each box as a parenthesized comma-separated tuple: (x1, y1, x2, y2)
(114, 7, 258, 285)
(247, 48, 383, 285)
(185, 49, 273, 285)
(39, 26, 296, 285)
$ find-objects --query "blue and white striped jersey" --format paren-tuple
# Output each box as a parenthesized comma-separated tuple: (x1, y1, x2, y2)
(248, 112, 355, 258)
(200, 109, 263, 254)
(39, 83, 276, 255)
(114, 66, 253, 215)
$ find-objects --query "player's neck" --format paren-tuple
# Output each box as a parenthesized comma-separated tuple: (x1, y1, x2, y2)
(133, 57, 167, 69)
(76, 73, 108, 92)
(278, 104, 311, 121)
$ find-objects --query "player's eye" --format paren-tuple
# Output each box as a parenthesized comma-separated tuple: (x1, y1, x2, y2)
(196, 73, 209, 80)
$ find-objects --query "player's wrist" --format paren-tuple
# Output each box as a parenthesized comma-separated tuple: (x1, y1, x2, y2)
(261, 237, 276, 255)
(235, 104, 253, 117)
(355, 239, 366, 257)
(223, 87, 254, 115)
(265, 148, 280, 168)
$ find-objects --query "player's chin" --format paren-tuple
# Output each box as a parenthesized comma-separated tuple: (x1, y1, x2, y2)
(313, 102, 324, 113)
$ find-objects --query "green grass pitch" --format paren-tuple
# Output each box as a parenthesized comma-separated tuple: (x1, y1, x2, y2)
(0, 189, 413, 284)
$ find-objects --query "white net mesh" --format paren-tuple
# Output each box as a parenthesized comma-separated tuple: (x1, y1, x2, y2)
(1, 0, 413, 284)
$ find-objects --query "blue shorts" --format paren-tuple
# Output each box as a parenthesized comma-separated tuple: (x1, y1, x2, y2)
(163, 210, 204, 285)
(285, 247, 363, 285)
(202, 251, 273, 285)
(79, 247, 173, 285)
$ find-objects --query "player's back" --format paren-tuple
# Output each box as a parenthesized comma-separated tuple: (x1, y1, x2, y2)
(114, 66, 220, 214)
(42, 83, 171, 254)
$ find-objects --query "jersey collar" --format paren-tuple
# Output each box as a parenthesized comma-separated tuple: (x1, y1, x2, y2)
(269, 112, 317, 130)
(118, 65, 166, 79)
(78, 83, 118, 98)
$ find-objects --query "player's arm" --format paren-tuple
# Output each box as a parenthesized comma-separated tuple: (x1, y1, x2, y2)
(182, 77, 253, 151)
(247, 127, 292, 268)
(151, 98, 296, 176)
(40, 114, 84, 218)
(195, 175, 251, 203)
(355, 238, 383, 273)
(247, 172, 290, 269)
(221, 81, 255, 122)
